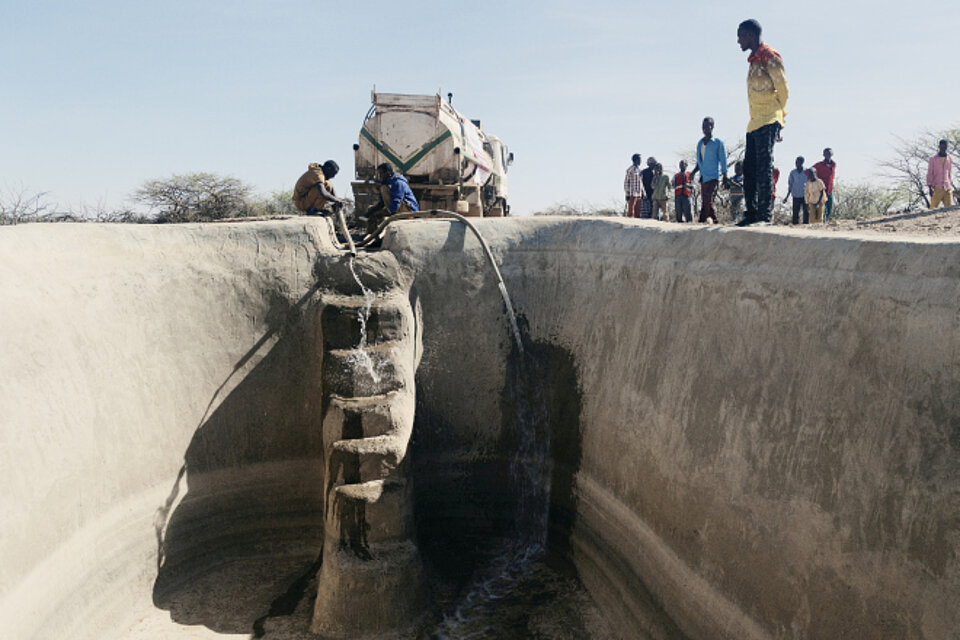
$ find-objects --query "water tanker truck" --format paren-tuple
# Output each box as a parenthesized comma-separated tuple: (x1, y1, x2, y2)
(352, 91, 513, 218)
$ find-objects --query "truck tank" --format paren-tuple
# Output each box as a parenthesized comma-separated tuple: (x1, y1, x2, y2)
(352, 92, 513, 218)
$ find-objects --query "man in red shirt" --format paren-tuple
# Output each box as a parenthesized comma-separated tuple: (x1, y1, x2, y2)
(812, 148, 836, 221)
(673, 160, 694, 222)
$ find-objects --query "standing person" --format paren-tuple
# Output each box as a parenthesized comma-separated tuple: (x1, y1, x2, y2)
(693, 117, 728, 223)
(640, 157, 657, 219)
(673, 160, 694, 222)
(812, 148, 837, 220)
(728, 161, 745, 223)
(650, 163, 671, 221)
(783, 156, 809, 224)
(926, 139, 954, 209)
(736, 19, 789, 226)
(804, 168, 826, 223)
(624, 154, 646, 218)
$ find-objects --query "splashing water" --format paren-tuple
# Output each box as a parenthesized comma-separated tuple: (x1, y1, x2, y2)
(430, 540, 545, 639)
(346, 257, 381, 383)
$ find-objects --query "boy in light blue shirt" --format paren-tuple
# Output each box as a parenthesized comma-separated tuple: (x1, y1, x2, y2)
(690, 117, 728, 223)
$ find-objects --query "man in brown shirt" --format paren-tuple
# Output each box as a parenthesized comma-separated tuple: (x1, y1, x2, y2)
(293, 160, 346, 214)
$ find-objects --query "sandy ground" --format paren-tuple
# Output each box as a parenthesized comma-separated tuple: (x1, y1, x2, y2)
(818, 205, 960, 236)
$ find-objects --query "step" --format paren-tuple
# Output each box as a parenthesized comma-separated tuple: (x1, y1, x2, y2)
(316, 251, 406, 297)
(320, 299, 410, 351)
(322, 345, 411, 397)
(327, 435, 406, 485)
(323, 391, 415, 440)
(328, 479, 413, 546)
(335, 477, 405, 503)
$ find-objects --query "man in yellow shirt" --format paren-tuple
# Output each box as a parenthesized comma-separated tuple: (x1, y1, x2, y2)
(736, 19, 789, 226)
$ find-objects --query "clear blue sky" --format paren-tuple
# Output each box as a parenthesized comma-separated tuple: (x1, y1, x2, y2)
(3, 1, 957, 215)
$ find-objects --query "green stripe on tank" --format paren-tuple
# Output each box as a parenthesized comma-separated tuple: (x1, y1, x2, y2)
(360, 128, 453, 173)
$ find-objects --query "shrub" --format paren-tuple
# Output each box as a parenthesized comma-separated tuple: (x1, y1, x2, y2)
(533, 201, 623, 216)
(134, 172, 253, 222)
(831, 182, 901, 220)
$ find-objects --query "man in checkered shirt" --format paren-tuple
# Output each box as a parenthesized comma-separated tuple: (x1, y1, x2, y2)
(624, 154, 646, 218)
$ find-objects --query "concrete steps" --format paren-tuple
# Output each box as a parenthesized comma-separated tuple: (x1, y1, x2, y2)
(323, 391, 415, 440)
(311, 259, 424, 638)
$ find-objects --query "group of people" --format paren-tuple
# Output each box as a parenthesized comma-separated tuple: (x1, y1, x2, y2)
(624, 20, 789, 226)
(781, 151, 836, 224)
(626, 137, 954, 227)
(292, 160, 419, 234)
(625, 140, 840, 227)
(625, 18, 955, 226)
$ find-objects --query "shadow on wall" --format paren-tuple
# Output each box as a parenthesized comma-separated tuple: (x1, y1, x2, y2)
(410, 320, 583, 585)
(151, 282, 327, 635)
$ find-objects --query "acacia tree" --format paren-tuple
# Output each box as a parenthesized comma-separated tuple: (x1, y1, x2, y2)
(879, 128, 960, 209)
(0, 184, 52, 224)
(134, 172, 253, 222)
(831, 181, 900, 220)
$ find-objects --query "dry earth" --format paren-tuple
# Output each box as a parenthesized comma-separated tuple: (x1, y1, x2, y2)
(805, 206, 960, 236)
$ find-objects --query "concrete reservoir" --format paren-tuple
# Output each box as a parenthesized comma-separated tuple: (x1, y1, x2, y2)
(0, 218, 957, 639)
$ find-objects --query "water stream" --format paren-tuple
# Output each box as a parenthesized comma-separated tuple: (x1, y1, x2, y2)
(425, 352, 595, 639)
(346, 256, 383, 384)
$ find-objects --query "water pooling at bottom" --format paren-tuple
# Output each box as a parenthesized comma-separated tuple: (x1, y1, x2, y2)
(133, 542, 615, 639)
(424, 544, 615, 639)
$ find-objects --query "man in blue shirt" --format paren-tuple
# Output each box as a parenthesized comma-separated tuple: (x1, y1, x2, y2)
(365, 163, 420, 234)
(691, 117, 728, 223)
(782, 156, 809, 224)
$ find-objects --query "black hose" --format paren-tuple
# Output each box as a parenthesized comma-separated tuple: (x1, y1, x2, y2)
(347, 210, 523, 352)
